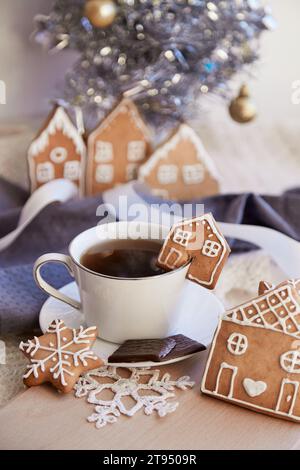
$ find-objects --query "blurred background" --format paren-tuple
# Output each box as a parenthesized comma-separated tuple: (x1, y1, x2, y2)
(0, 0, 299, 194)
(1, 0, 299, 122)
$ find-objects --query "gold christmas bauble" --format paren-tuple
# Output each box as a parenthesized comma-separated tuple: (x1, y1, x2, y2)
(84, 0, 117, 28)
(229, 84, 257, 124)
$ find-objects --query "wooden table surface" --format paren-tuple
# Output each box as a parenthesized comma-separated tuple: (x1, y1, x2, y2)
(1, 116, 300, 449)
(1, 352, 300, 450)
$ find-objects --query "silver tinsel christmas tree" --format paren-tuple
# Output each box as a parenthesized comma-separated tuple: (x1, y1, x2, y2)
(34, 0, 274, 131)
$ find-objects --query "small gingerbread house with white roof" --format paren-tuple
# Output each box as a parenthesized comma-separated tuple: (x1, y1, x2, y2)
(27, 106, 86, 194)
(86, 99, 152, 196)
(138, 124, 220, 201)
(201, 279, 300, 422)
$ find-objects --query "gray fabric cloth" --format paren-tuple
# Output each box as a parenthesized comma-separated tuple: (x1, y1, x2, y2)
(0, 177, 300, 335)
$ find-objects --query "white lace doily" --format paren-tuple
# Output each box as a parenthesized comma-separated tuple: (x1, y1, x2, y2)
(0, 250, 286, 408)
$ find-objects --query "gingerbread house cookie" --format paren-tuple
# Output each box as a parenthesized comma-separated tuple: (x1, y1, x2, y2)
(201, 280, 300, 422)
(27, 106, 86, 194)
(86, 99, 152, 196)
(138, 124, 220, 201)
(157, 214, 230, 289)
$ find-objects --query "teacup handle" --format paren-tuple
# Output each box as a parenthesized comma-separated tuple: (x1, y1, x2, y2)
(33, 253, 81, 310)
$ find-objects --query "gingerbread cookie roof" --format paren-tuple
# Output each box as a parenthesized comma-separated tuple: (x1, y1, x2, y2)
(28, 106, 86, 158)
(224, 280, 300, 339)
(88, 98, 152, 141)
(138, 124, 219, 181)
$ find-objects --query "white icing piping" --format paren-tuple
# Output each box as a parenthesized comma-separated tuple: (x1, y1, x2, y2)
(275, 379, 299, 416)
(86, 99, 151, 194)
(224, 283, 300, 339)
(201, 317, 300, 421)
(138, 123, 219, 181)
(158, 213, 229, 288)
(19, 320, 99, 386)
(28, 107, 86, 157)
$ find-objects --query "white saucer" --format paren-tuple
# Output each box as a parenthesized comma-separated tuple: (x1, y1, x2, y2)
(39, 281, 224, 368)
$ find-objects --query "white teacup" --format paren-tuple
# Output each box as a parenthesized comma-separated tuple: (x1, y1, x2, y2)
(33, 221, 191, 343)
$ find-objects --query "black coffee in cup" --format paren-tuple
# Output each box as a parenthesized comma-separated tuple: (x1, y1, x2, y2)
(80, 239, 165, 278)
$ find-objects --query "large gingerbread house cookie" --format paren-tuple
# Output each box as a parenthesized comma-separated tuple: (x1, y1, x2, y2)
(138, 124, 220, 201)
(157, 214, 230, 289)
(27, 106, 86, 194)
(201, 280, 300, 422)
(86, 99, 152, 196)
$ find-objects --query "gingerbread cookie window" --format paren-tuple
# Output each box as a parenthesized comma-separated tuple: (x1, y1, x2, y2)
(36, 162, 54, 183)
(95, 141, 114, 162)
(127, 141, 146, 162)
(63, 161, 81, 180)
(173, 229, 193, 247)
(202, 240, 222, 258)
(95, 164, 114, 183)
(182, 164, 204, 185)
(157, 165, 178, 184)
(227, 333, 248, 356)
(280, 350, 300, 374)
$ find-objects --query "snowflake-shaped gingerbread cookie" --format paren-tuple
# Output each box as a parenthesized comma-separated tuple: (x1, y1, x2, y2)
(19, 319, 104, 393)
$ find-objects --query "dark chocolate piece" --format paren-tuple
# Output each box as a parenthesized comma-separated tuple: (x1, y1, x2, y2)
(166, 334, 206, 359)
(108, 337, 176, 363)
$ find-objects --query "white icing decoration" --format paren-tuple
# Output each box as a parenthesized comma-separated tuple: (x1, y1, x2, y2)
(202, 239, 222, 258)
(158, 213, 229, 287)
(95, 164, 114, 184)
(201, 281, 300, 421)
(19, 320, 99, 386)
(224, 283, 300, 339)
(74, 367, 194, 428)
(28, 108, 86, 157)
(213, 362, 237, 398)
(87, 99, 151, 194)
(95, 141, 113, 163)
(138, 124, 219, 182)
(280, 350, 300, 373)
(276, 379, 299, 416)
(36, 162, 54, 183)
(157, 164, 178, 184)
(127, 141, 146, 162)
(173, 229, 193, 247)
(28, 107, 86, 194)
(182, 164, 205, 185)
(63, 161, 81, 181)
(243, 378, 267, 397)
(50, 147, 68, 164)
(163, 247, 183, 269)
(227, 333, 248, 356)
(261, 281, 275, 293)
